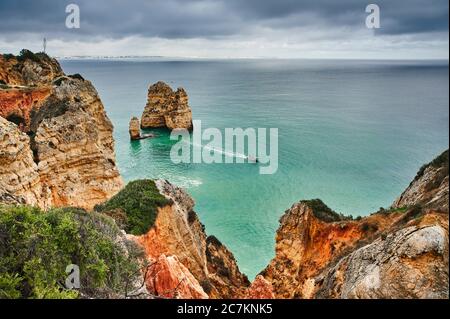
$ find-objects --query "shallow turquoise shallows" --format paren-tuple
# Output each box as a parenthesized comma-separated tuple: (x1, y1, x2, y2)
(62, 59, 449, 279)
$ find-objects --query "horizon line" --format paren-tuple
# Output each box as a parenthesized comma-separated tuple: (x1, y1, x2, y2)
(55, 55, 450, 62)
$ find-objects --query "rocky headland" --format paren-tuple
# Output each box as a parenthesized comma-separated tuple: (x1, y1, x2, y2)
(95, 179, 250, 299)
(261, 150, 449, 299)
(0, 50, 123, 210)
(0, 51, 448, 299)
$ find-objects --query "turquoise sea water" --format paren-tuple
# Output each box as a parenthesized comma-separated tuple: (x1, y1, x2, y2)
(62, 59, 449, 279)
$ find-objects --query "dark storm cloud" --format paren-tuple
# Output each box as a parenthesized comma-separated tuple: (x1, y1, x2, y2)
(0, 0, 448, 40)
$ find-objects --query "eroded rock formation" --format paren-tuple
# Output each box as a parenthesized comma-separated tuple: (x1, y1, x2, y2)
(246, 276, 275, 299)
(262, 150, 449, 299)
(393, 150, 448, 211)
(0, 52, 123, 210)
(130, 180, 250, 299)
(0, 87, 51, 131)
(141, 81, 193, 130)
(129, 117, 141, 140)
(316, 216, 448, 299)
(0, 116, 42, 206)
(0, 50, 64, 87)
(145, 254, 209, 299)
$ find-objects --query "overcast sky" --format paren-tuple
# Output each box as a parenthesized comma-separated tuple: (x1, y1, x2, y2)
(0, 0, 448, 59)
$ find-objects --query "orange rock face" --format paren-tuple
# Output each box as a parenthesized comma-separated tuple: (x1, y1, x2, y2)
(0, 87, 51, 131)
(262, 150, 449, 299)
(135, 203, 209, 282)
(1, 52, 123, 211)
(261, 201, 393, 298)
(145, 255, 209, 299)
(246, 276, 275, 299)
(131, 180, 250, 299)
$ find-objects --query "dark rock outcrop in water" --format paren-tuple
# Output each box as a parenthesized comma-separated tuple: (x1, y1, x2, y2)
(0, 51, 123, 210)
(141, 81, 193, 130)
(261, 150, 449, 299)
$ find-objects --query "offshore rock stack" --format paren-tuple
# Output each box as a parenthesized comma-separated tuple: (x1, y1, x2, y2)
(129, 117, 141, 140)
(129, 116, 155, 140)
(141, 81, 193, 131)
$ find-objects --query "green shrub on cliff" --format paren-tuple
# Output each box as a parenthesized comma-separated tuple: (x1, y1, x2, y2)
(95, 180, 171, 235)
(16, 49, 50, 63)
(2, 50, 51, 63)
(68, 73, 85, 81)
(302, 199, 352, 222)
(1, 53, 15, 61)
(0, 205, 144, 299)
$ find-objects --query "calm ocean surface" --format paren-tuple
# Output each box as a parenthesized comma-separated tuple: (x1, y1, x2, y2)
(62, 59, 449, 279)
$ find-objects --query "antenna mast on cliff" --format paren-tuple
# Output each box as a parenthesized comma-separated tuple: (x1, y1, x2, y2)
(43, 37, 47, 53)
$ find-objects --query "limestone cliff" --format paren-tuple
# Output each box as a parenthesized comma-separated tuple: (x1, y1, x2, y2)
(125, 180, 249, 299)
(261, 200, 397, 298)
(0, 50, 63, 86)
(393, 150, 448, 211)
(246, 276, 275, 299)
(316, 214, 448, 299)
(0, 87, 51, 131)
(205, 235, 251, 298)
(144, 254, 209, 299)
(261, 150, 449, 299)
(0, 51, 123, 210)
(129, 117, 141, 140)
(0, 117, 42, 206)
(141, 81, 193, 130)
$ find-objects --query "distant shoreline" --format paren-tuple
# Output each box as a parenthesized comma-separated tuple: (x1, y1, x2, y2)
(57, 56, 450, 63)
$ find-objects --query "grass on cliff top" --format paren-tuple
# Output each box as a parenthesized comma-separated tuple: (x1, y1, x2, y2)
(95, 180, 171, 236)
(0, 205, 143, 299)
(301, 199, 353, 222)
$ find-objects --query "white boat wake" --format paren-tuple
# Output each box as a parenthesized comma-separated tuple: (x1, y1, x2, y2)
(189, 142, 250, 160)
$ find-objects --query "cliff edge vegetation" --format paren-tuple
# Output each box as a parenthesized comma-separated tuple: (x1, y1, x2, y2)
(0, 205, 146, 299)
